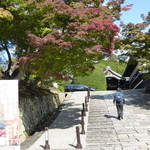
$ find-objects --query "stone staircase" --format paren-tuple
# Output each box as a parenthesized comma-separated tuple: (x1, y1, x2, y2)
(86, 89, 150, 150)
(20, 89, 150, 150)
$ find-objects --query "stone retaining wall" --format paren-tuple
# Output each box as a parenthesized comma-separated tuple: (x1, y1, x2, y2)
(19, 92, 65, 143)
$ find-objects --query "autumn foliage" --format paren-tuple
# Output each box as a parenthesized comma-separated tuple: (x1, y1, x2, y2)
(26, 0, 124, 79)
(0, 0, 133, 80)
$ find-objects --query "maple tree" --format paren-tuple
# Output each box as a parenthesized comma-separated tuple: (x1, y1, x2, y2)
(0, 0, 130, 81)
(24, 0, 125, 80)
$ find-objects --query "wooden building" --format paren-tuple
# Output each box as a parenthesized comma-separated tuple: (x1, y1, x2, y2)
(122, 63, 145, 89)
(104, 66, 122, 90)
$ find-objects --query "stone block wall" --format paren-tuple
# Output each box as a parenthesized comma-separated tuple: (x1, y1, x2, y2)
(145, 79, 150, 93)
(19, 92, 65, 143)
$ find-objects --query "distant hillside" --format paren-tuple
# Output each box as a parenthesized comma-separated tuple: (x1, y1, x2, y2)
(73, 59, 127, 91)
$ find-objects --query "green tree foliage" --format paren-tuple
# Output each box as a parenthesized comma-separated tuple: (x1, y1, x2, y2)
(0, 0, 130, 82)
(103, 57, 127, 74)
(116, 12, 150, 78)
(0, 8, 13, 20)
(26, 0, 126, 80)
(0, 0, 55, 75)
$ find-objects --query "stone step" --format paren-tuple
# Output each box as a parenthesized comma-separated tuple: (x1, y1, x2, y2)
(88, 112, 108, 114)
(86, 130, 116, 138)
(89, 108, 107, 110)
(86, 141, 149, 147)
(88, 120, 110, 123)
(87, 129, 116, 136)
(87, 127, 115, 132)
(86, 135, 119, 140)
(88, 116, 109, 118)
(86, 143, 121, 147)
(86, 135, 118, 140)
(87, 126, 114, 130)
(88, 120, 111, 123)
(88, 114, 108, 117)
(86, 139, 120, 144)
(88, 110, 108, 113)
(86, 145, 149, 150)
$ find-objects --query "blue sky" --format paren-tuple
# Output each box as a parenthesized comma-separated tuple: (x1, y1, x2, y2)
(116, 0, 150, 25)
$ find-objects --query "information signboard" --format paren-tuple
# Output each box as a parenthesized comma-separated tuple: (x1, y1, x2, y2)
(0, 80, 20, 150)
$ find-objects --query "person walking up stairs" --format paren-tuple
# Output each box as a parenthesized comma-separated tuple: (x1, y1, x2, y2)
(113, 88, 125, 120)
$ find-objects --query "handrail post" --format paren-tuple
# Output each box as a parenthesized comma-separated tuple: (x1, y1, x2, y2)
(44, 127, 50, 150)
(82, 103, 86, 116)
(81, 109, 83, 117)
(80, 116, 85, 134)
(85, 98, 88, 112)
(85, 95, 89, 103)
(76, 126, 82, 148)
(87, 88, 90, 99)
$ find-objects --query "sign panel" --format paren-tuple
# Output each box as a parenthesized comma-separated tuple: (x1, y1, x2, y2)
(0, 80, 20, 150)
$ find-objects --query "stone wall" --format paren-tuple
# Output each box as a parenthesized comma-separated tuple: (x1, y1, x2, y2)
(144, 79, 150, 94)
(19, 92, 65, 143)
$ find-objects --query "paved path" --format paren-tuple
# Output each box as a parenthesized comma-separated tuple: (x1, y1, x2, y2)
(21, 89, 150, 150)
(21, 91, 88, 150)
(86, 89, 150, 150)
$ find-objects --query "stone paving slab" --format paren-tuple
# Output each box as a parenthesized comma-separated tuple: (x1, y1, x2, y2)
(86, 89, 150, 150)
